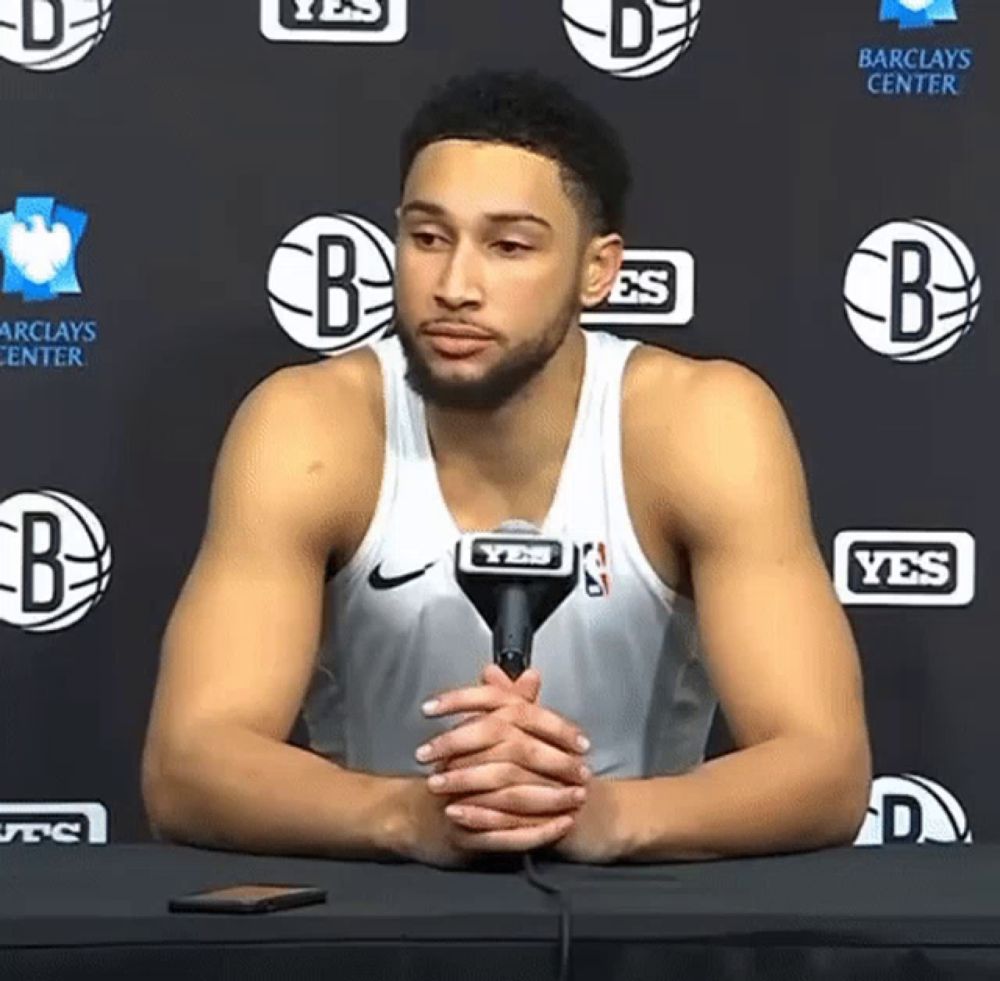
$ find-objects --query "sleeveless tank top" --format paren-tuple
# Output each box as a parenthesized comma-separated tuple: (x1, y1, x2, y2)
(301, 328, 717, 778)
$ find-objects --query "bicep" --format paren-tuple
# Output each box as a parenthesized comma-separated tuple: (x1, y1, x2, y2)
(675, 364, 866, 751)
(147, 371, 334, 753)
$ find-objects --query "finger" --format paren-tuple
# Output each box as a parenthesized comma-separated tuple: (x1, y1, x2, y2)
(415, 716, 507, 764)
(436, 734, 590, 786)
(494, 700, 590, 757)
(514, 668, 541, 702)
(421, 683, 522, 719)
(436, 751, 563, 783)
(449, 814, 575, 851)
(482, 664, 540, 704)
(427, 761, 566, 796)
(457, 783, 587, 817)
(481, 663, 517, 690)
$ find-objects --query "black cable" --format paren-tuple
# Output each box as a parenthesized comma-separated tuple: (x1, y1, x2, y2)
(522, 851, 572, 981)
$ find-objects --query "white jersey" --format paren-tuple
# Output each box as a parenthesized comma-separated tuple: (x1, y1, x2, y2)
(302, 328, 717, 778)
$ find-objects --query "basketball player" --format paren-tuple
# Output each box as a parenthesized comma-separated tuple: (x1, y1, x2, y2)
(141, 72, 871, 868)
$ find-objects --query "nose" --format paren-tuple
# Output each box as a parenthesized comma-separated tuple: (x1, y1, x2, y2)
(434, 239, 483, 311)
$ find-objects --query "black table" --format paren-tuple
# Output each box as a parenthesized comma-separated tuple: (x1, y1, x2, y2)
(2, 843, 999, 979)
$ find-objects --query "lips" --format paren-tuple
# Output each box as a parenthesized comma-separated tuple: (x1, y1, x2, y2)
(427, 334, 493, 358)
(422, 322, 493, 340)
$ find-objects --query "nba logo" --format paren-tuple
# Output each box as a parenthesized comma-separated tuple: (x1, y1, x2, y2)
(582, 542, 610, 597)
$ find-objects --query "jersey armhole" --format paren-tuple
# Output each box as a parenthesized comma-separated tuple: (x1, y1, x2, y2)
(608, 340, 690, 614)
(328, 342, 398, 589)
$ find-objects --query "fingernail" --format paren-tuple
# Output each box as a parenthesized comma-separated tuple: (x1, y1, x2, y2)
(446, 805, 464, 818)
(421, 699, 440, 715)
(428, 774, 446, 789)
(576, 735, 591, 752)
(579, 764, 591, 781)
(415, 744, 432, 762)
(573, 787, 586, 803)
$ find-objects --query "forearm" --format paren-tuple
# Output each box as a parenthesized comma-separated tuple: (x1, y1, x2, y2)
(142, 724, 416, 860)
(612, 735, 871, 862)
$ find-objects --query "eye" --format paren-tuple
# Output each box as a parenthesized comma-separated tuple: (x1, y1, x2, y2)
(411, 230, 446, 249)
(494, 240, 531, 256)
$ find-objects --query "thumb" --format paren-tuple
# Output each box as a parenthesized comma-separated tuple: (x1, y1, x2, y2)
(481, 663, 516, 690)
(514, 667, 541, 702)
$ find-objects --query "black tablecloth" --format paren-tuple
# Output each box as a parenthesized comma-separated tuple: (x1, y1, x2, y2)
(2, 842, 999, 980)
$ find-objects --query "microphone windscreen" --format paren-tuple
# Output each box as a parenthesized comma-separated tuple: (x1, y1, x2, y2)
(496, 519, 541, 535)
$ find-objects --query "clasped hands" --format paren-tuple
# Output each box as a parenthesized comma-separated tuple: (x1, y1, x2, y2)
(412, 663, 619, 864)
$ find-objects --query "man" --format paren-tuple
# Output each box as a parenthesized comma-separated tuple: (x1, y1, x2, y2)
(141, 71, 871, 868)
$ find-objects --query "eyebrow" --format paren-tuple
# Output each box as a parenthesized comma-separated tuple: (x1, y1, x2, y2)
(400, 200, 552, 231)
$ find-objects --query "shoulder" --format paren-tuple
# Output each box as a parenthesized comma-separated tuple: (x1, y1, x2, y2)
(624, 341, 786, 448)
(623, 343, 803, 534)
(211, 346, 385, 548)
(232, 345, 383, 458)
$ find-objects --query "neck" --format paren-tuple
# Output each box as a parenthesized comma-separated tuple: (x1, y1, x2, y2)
(423, 326, 586, 490)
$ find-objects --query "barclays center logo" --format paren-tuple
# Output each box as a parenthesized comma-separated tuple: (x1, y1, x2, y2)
(0, 195, 99, 369)
(860, 0, 973, 96)
(880, 0, 957, 29)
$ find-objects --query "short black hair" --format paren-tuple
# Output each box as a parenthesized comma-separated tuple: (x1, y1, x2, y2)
(400, 70, 631, 236)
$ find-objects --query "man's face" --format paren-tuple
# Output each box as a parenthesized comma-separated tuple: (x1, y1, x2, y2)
(394, 139, 588, 411)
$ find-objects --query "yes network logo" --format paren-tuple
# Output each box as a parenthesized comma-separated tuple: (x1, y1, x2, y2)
(833, 530, 975, 607)
(880, 0, 958, 30)
(0, 196, 86, 302)
(260, 0, 407, 43)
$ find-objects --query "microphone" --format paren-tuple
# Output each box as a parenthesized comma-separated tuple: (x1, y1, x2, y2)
(455, 519, 579, 679)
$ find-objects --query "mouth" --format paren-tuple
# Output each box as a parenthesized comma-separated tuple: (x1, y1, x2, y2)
(421, 322, 495, 359)
(425, 334, 494, 359)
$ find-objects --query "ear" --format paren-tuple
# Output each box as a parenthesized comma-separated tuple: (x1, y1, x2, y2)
(580, 233, 624, 310)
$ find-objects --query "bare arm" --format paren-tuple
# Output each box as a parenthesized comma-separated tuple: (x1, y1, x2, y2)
(610, 361, 872, 862)
(141, 364, 414, 860)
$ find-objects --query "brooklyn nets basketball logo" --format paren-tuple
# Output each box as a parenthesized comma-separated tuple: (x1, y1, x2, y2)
(843, 218, 981, 363)
(855, 774, 972, 845)
(0, 0, 114, 72)
(0, 489, 112, 634)
(562, 0, 700, 79)
(267, 213, 395, 357)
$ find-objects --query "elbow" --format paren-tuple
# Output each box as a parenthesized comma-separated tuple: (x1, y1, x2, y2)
(822, 735, 873, 848)
(141, 735, 196, 844)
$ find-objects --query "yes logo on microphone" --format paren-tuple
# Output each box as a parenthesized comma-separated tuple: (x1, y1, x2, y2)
(833, 530, 975, 606)
(472, 540, 564, 571)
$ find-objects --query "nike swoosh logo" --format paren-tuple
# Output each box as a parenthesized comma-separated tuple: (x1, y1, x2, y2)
(368, 560, 438, 590)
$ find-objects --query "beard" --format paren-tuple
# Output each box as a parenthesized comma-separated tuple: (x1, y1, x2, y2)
(395, 289, 579, 412)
